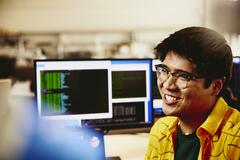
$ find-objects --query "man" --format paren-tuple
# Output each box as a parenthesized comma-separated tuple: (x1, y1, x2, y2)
(145, 27, 240, 160)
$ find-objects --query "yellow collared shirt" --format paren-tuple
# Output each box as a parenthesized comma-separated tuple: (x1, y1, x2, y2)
(145, 97, 240, 160)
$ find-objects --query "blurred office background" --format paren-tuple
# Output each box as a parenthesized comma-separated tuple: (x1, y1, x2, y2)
(0, 0, 240, 61)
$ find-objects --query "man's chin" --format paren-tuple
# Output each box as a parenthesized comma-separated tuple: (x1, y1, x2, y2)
(162, 105, 178, 117)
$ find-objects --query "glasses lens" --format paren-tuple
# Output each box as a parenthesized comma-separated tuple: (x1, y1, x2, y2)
(175, 78, 188, 89)
(156, 67, 169, 82)
(174, 72, 194, 89)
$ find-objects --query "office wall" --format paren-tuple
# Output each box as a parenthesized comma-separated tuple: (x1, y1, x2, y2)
(0, 0, 204, 32)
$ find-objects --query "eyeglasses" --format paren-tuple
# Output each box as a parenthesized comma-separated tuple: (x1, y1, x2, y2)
(155, 64, 202, 89)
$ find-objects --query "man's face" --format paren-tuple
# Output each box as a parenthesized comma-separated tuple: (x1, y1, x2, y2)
(158, 51, 215, 119)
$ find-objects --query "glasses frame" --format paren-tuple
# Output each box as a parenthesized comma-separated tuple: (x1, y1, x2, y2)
(155, 64, 202, 89)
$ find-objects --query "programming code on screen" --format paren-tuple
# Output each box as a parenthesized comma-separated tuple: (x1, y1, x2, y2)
(112, 71, 146, 98)
(40, 69, 109, 116)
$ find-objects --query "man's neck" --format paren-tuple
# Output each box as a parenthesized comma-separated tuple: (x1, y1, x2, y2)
(178, 97, 219, 134)
(178, 117, 205, 135)
(178, 108, 213, 135)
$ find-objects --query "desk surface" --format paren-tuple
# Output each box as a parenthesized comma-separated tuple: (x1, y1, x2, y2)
(104, 133, 149, 160)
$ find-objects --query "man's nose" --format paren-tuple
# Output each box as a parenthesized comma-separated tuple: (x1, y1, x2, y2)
(162, 75, 178, 89)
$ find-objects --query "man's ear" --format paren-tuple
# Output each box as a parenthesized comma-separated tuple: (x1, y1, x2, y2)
(211, 77, 226, 96)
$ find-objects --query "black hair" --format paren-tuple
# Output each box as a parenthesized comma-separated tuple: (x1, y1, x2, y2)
(154, 27, 233, 95)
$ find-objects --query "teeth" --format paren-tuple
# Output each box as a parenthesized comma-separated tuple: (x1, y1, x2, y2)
(166, 95, 177, 101)
(165, 95, 178, 104)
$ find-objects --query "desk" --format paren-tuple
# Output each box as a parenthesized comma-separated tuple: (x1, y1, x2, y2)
(104, 133, 149, 160)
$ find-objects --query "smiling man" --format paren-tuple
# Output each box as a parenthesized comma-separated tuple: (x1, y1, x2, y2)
(145, 27, 240, 160)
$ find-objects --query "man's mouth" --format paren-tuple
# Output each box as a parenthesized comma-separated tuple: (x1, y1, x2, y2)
(164, 94, 181, 105)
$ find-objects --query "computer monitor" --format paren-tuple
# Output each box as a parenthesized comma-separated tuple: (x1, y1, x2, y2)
(223, 56, 240, 111)
(34, 60, 113, 120)
(82, 59, 153, 130)
(151, 59, 164, 116)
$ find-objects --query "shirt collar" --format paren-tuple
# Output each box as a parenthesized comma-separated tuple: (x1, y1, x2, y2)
(198, 97, 229, 136)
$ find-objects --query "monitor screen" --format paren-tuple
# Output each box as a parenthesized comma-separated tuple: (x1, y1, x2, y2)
(34, 60, 113, 120)
(82, 59, 153, 129)
(223, 56, 240, 111)
(152, 59, 164, 116)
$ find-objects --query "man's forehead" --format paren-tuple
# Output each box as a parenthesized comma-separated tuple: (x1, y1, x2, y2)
(162, 51, 197, 73)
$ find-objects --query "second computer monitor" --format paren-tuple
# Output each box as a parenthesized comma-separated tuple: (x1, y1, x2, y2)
(82, 59, 153, 129)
